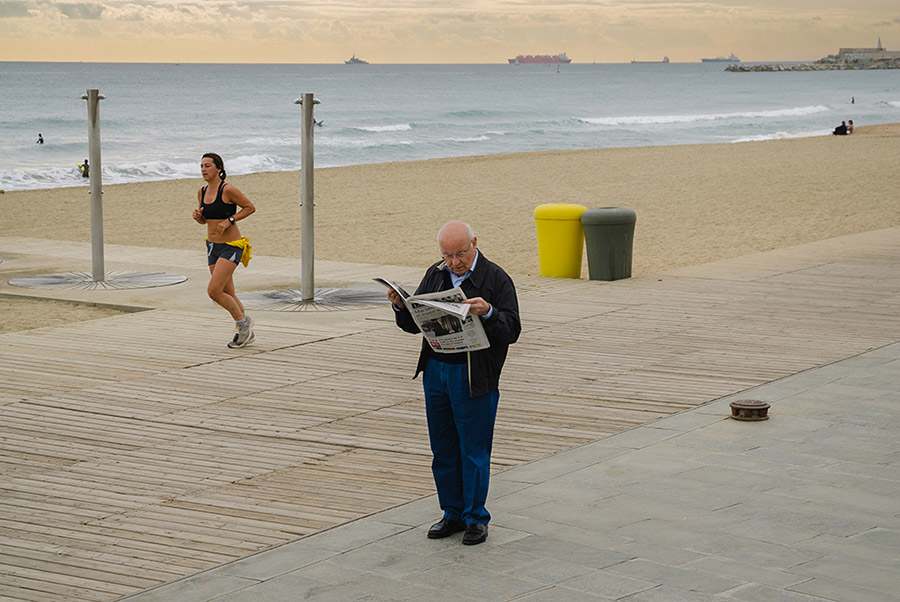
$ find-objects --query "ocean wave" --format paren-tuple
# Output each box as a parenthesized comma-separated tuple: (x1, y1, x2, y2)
(317, 138, 414, 149)
(444, 109, 505, 119)
(0, 154, 297, 191)
(0, 166, 88, 191)
(354, 124, 413, 132)
(113, 160, 198, 182)
(581, 105, 831, 126)
(443, 136, 490, 143)
(225, 154, 291, 174)
(0, 160, 202, 190)
(729, 129, 831, 143)
(243, 136, 300, 147)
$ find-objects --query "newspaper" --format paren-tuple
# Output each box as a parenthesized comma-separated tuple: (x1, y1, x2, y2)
(374, 278, 491, 353)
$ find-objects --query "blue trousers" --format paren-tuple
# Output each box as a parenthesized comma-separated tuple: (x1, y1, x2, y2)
(422, 357, 500, 525)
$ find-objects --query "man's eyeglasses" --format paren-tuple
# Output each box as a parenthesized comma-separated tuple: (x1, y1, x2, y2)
(441, 245, 471, 262)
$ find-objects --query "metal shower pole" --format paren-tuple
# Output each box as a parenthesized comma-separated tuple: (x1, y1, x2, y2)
(295, 93, 319, 302)
(232, 92, 388, 311)
(8, 88, 187, 291)
(82, 89, 105, 282)
(232, 93, 388, 311)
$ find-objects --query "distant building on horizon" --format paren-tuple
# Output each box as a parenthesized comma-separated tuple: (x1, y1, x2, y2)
(834, 37, 900, 62)
(727, 37, 900, 71)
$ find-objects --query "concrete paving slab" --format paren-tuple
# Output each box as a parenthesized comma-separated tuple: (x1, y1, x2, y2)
(212, 541, 339, 581)
(558, 567, 657, 598)
(722, 583, 831, 602)
(607, 557, 743, 594)
(498, 511, 635, 548)
(502, 535, 633, 570)
(610, 540, 705, 567)
(507, 556, 597, 585)
(401, 561, 546, 600)
(516, 584, 609, 600)
(119, 573, 258, 602)
(785, 580, 889, 602)
(787, 555, 900, 597)
(617, 583, 728, 601)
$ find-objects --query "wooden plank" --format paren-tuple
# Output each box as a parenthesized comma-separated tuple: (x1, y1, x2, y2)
(0, 520, 227, 568)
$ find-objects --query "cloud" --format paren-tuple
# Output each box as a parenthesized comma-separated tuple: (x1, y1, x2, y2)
(56, 2, 103, 19)
(0, 1, 30, 17)
(1, 0, 897, 63)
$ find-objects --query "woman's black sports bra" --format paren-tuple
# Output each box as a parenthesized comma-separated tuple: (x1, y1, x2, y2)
(200, 182, 237, 220)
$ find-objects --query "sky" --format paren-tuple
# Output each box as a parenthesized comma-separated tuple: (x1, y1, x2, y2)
(1, 0, 898, 64)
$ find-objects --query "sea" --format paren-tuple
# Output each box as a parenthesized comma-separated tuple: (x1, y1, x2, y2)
(2, 61, 899, 191)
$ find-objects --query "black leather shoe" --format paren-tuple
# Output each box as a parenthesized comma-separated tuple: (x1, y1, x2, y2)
(427, 518, 466, 539)
(462, 523, 488, 545)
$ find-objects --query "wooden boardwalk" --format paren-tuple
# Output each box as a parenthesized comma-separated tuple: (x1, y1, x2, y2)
(2, 228, 900, 601)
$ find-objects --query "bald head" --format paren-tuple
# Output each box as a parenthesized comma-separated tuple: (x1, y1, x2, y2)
(438, 220, 474, 245)
(438, 221, 477, 276)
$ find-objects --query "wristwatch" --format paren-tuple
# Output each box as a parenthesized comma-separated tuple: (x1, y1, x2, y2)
(228, 216, 236, 225)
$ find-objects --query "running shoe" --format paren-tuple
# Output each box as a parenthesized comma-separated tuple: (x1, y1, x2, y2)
(227, 316, 255, 348)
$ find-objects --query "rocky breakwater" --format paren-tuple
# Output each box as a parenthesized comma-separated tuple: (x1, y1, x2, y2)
(726, 58, 900, 72)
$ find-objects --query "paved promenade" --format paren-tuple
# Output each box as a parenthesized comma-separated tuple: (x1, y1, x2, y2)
(1, 227, 899, 601)
(128, 342, 900, 602)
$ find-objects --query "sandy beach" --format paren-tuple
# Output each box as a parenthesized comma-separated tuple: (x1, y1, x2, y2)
(3, 123, 899, 332)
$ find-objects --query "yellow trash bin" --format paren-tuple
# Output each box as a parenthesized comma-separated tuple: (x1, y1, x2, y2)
(534, 203, 588, 278)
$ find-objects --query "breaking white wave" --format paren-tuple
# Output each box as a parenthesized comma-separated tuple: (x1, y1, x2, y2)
(443, 135, 491, 143)
(730, 129, 832, 143)
(355, 124, 413, 132)
(0, 155, 297, 191)
(316, 138, 415, 149)
(581, 105, 831, 127)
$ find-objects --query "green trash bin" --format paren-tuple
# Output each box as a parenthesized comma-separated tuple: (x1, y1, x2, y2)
(581, 207, 637, 281)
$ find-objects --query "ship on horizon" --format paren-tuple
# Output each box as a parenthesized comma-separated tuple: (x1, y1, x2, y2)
(509, 52, 572, 64)
(631, 56, 670, 64)
(345, 54, 369, 65)
(701, 53, 740, 63)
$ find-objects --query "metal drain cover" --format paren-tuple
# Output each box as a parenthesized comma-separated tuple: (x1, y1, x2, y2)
(9, 271, 187, 290)
(239, 287, 387, 311)
(729, 399, 771, 421)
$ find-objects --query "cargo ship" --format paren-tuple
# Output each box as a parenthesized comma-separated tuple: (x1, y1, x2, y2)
(509, 52, 572, 64)
(701, 53, 740, 63)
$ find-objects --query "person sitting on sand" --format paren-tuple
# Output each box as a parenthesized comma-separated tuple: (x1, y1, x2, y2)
(833, 121, 848, 136)
(847, 120, 854, 134)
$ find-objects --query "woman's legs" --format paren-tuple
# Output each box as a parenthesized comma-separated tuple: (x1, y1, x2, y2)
(208, 258, 245, 321)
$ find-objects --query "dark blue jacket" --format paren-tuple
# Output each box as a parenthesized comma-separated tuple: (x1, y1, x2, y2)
(394, 251, 521, 397)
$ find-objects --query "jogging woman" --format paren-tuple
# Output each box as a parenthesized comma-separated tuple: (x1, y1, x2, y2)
(192, 152, 256, 348)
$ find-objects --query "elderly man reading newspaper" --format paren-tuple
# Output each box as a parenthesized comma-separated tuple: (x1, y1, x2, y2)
(383, 220, 521, 546)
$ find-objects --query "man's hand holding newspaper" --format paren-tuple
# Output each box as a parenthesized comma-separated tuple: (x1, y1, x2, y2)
(375, 278, 491, 353)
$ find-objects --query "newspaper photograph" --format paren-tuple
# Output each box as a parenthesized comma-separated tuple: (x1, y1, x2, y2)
(374, 278, 491, 353)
